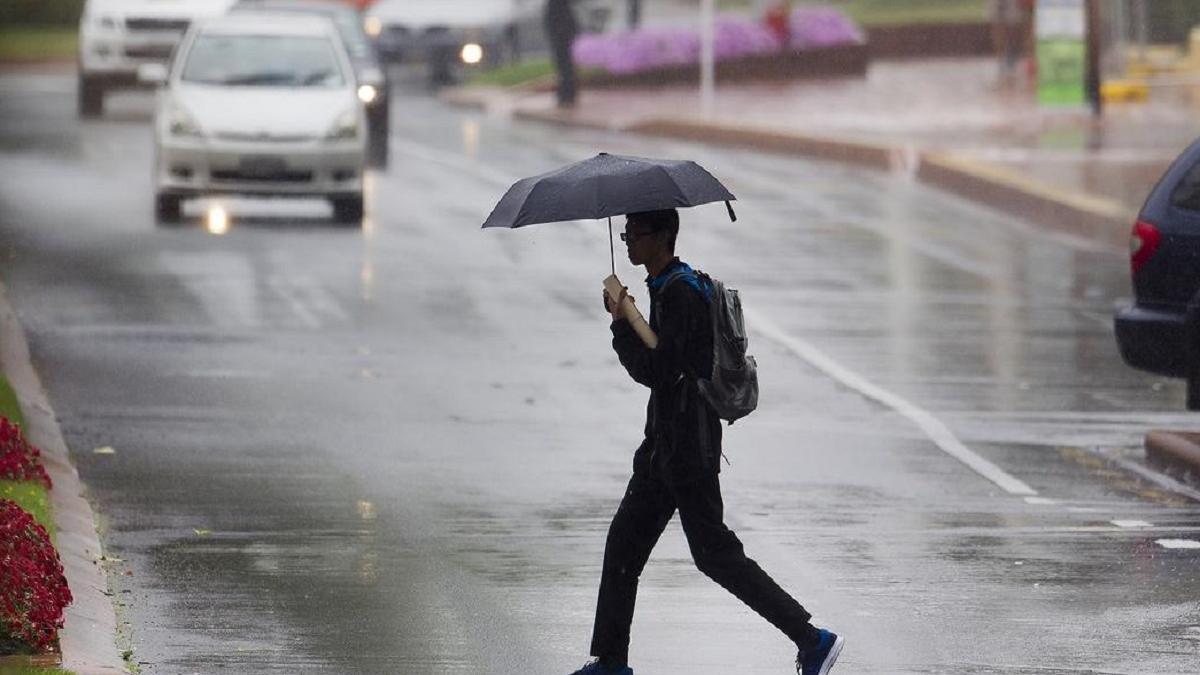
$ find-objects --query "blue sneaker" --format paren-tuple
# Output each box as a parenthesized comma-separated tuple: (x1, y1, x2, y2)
(568, 659, 633, 675)
(796, 629, 844, 675)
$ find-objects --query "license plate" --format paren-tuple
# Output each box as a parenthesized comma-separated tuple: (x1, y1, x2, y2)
(239, 156, 285, 178)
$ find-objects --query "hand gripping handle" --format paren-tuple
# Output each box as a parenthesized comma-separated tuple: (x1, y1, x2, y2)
(604, 274, 658, 349)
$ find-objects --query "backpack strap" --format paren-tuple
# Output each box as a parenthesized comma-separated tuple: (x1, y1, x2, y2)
(660, 268, 712, 304)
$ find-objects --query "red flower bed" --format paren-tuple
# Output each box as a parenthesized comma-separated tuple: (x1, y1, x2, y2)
(0, 418, 51, 489)
(0, 498, 72, 653)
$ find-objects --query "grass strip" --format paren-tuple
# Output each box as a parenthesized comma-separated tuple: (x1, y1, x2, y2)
(0, 376, 25, 429)
(1, 376, 54, 540)
(468, 59, 556, 87)
(0, 479, 54, 540)
(835, 0, 988, 26)
(715, 0, 987, 25)
(0, 27, 78, 63)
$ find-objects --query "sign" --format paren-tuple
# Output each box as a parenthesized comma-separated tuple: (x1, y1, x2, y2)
(1036, 0, 1087, 105)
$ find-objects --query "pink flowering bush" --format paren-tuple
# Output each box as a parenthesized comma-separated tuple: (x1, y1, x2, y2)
(788, 6, 865, 50)
(573, 7, 862, 76)
(0, 418, 50, 489)
(0, 499, 72, 653)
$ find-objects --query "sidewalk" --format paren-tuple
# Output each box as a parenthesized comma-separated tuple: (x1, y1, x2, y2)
(444, 56, 1200, 250)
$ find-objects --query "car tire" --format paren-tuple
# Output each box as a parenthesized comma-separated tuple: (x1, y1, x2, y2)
(78, 74, 104, 118)
(368, 103, 390, 168)
(331, 193, 364, 225)
(368, 139, 389, 169)
(155, 193, 183, 224)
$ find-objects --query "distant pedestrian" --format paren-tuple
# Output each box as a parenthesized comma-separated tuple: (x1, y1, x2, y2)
(626, 0, 642, 29)
(764, 0, 792, 46)
(568, 209, 843, 675)
(545, 0, 579, 108)
(990, 0, 1028, 83)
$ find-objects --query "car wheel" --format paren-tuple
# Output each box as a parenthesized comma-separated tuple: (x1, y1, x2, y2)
(78, 74, 104, 118)
(331, 193, 364, 225)
(368, 104, 390, 168)
(155, 193, 183, 224)
(368, 141, 389, 169)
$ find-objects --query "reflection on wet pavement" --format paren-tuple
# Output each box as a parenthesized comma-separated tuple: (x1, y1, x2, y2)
(0, 71, 1198, 673)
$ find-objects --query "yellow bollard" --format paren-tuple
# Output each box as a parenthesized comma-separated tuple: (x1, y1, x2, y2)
(1100, 79, 1149, 103)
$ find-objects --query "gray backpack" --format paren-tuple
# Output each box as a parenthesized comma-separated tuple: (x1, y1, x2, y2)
(666, 270, 759, 424)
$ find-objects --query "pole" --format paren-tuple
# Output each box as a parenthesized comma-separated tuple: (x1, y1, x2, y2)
(700, 0, 714, 116)
(1085, 0, 1103, 116)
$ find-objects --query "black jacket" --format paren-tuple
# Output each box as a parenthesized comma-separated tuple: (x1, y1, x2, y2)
(611, 259, 722, 481)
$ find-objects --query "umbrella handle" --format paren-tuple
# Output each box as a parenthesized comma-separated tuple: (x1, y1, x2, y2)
(604, 274, 658, 349)
(608, 216, 615, 276)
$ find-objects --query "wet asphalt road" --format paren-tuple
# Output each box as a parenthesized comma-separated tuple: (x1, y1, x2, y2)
(1, 69, 1199, 674)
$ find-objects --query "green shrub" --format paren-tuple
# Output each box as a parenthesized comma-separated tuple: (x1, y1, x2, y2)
(0, 0, 86, 27)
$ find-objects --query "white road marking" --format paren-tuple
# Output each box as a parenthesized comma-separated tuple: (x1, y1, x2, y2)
(158, 252, 262, 328)
(1156, 539, 1200, 549)
(266, 276, 322, 329)
(1111, 519, 1154, 528)
(746, 308, 1038, 496)
(1024, 496, 1057, 505)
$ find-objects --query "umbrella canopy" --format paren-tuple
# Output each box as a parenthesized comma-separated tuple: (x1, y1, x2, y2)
(481, 152, 736, 229)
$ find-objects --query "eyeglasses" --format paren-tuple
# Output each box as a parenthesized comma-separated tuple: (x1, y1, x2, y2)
(620, 231, 655, 243)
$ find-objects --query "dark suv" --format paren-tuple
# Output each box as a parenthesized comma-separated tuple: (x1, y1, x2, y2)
(1115, 138, 1200, 408)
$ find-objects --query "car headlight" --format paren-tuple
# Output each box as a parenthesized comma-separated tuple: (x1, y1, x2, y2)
(357, 84, 378, 105)
(364, 16, 382, 37)
(460, 43, 484, 65)
(326, 109, 359, 140)
(167, 104, 203, 138)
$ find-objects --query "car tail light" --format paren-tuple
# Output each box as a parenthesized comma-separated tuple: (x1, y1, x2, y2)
(1130, 219, 1161, 275)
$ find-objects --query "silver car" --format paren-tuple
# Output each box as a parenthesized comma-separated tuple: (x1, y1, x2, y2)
(145, 12, 367, 224)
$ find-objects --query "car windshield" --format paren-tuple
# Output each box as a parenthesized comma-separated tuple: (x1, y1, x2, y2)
(181, 33, 345, 87)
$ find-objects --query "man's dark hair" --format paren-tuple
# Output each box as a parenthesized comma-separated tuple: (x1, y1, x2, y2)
(627, 208, 679, 252)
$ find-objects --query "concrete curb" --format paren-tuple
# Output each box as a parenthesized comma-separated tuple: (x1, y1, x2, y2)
(1145, 430, 1200, 483)
(445, 87, 1137, 251)
(917, 152, 1134, 250)
(0, 283, 124, 674)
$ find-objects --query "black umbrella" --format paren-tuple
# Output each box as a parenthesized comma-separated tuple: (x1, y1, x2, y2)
(482, 152, 737, 273)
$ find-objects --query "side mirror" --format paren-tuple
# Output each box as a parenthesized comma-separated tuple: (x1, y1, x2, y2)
(137, 63, 169, 87)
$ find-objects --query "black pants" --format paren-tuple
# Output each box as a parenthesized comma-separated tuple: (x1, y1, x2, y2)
(589, 469, 815, 664)
(549, 37, 577, 107)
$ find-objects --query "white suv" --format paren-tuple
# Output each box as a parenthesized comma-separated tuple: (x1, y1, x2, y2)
(366, 0, 613, 82)
(77, 0, 236, 117)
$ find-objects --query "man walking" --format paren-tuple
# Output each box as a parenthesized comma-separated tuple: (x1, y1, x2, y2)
(544, 0, 579, 108)
(569, 209, 843, 675)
